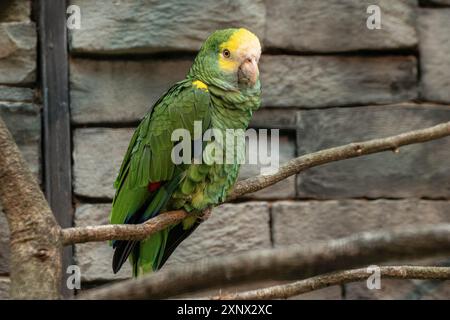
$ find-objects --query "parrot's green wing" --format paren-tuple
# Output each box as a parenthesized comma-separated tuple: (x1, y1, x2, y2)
(110, 79, 211, 275)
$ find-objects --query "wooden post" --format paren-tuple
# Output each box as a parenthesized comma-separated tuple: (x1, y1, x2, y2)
(38, 0, 73, 297)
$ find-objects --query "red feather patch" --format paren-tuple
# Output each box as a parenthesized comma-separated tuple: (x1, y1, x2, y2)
(148, 182, 162, 193)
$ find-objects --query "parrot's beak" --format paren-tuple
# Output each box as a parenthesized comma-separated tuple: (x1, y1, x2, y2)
(238, 56, 259, 87)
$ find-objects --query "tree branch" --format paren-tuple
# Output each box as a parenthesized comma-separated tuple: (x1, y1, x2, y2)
(78, 224, 450, 300)
(228, 121, 450, 200)
(0, 117, 62, 299)
(61, 210, 188, 245)
(210, 266, 450, 300)
(62, 121, 450, 245)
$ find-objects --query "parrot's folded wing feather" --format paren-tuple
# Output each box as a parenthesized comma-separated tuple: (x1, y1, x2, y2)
(110, 79, 211, 274)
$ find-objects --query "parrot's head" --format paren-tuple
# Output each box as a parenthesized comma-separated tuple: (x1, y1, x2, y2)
(189, 28, 262, 91)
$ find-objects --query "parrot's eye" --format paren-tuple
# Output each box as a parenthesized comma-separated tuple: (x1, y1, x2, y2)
(222, 49, 231, 58)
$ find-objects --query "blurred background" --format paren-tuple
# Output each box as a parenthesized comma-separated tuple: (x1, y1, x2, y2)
(0, 0, 449, 299)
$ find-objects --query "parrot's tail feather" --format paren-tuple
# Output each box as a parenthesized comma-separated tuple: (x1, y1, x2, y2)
(111, 173, 183, 275)
(156, 219, 201, 270)
(112, 240, 138, 274)
(132, 243, 140, 277)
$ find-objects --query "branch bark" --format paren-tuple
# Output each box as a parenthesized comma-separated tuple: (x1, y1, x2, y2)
(62, 121, 450, 245)
(61, 210, 188, 245)
(78, 224, 450, 300)
(210, 266, 450, 300)
(0, 117, 62, 299)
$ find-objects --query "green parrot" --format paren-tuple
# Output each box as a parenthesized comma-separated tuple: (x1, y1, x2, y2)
(110, 28, 262, 276)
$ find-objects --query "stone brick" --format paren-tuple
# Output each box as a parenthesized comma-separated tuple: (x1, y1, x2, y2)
(70, 57, 304, 125)
(0, 0, 31, 22)
(0, 102, 41, 179)
(296, 104, 450, 199)
(74, 204, 131, 281)
(74, 202, 271, 281)
(239, 134, 296, 200)
(419, 8, 450, 103)
(68, 0, 420, 54)
(0, 277, 10, 300)
(265, 0, 417, 52)
(70, 58, 192, 124)
(261, 55, 417, 108)
(0, 85, 33, 102)
(0, 22, 36, 85)
(69, 0, 265, 54)
(166, 202, 271, 266)
(70, 55, 417, 125)
(250, 108, 298, 130)
(271, 199, 450, 246)
(73, 128, 134, 199)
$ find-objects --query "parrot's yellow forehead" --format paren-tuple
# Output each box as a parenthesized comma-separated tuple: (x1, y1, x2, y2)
(218, 28, 261, 73)
(220, 28, 260, 54)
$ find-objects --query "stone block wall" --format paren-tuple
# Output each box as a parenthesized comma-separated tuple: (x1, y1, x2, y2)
(1, 0, 450, 299)
(67, 0, 450, 299)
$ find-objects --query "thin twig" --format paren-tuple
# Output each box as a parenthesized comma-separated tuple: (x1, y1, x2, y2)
(62, 121, 450, 245)
(209, 266, 450, 300)
(77, 224, 450, 299)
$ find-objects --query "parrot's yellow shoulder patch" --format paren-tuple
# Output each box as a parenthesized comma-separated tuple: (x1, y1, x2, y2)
(193, 80, 208, 91)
